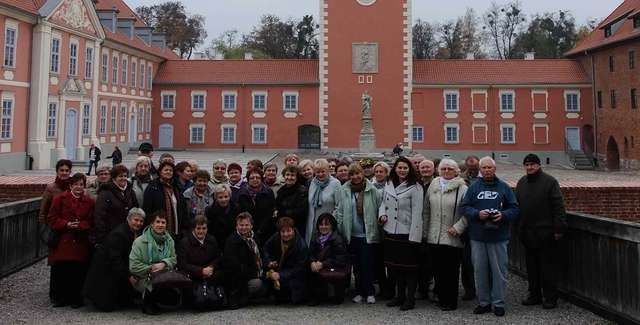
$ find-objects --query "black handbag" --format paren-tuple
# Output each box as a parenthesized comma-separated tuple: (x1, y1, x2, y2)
(192, 281, 225, 310)
(151, 270, 193, 289)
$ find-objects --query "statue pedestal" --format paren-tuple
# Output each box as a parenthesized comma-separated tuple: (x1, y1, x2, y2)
(359, 117, 376, 152)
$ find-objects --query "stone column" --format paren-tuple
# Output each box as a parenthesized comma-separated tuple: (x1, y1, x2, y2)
(55, 97, 66, 159)
(27, 23, 52, 169)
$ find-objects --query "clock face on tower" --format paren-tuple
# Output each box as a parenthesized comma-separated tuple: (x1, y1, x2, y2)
(356, 0, 377, 6)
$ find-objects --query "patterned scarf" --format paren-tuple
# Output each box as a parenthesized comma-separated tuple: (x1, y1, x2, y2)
(350, 181, 365, 218)
(239, 230, 262, 277)
(144, 226, 171, 264)
(160, 179, 177, 235)
(311, 177, 331, 208)
(319, 231, 332, 249)
(247, 184, 262, 203)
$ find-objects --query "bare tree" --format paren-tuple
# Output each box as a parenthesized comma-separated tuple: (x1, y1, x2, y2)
(413, 19, 439, 59)
(483, 1, 526, 59)
(440, 19, 464, 59)
(460, 8, 485, 58)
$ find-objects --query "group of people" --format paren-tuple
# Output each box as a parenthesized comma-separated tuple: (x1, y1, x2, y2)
(38, 142, 567, 317)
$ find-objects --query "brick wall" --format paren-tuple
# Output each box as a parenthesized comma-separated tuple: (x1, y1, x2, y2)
(0, 184, 46, 204)
(562, 187, 640, 222)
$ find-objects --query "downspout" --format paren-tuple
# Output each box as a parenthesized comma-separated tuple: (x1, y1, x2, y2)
(589, 50, 598, 165)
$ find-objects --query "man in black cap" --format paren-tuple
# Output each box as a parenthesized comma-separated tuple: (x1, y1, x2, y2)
(515, 153, 567, 309)
(138, 142, 158, 178)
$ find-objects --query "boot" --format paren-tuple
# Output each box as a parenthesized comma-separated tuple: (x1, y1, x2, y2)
(142, 290, 160, 315)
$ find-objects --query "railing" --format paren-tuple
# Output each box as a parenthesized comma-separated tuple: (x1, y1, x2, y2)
(509, 212, 640, 324)
(0, 198, 47, 278)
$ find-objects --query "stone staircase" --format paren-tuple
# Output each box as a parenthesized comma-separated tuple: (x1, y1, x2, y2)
(569, 151, 595, 170)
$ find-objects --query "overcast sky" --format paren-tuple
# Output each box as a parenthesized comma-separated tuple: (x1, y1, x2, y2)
(126, 0, 620, 48)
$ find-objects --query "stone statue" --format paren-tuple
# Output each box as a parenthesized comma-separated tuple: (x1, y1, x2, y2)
(362, 91, 372, 117)
(359, 91, 375, 152)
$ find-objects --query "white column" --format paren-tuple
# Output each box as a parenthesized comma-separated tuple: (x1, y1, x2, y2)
(55, 97, 66, 159)
(90, 42, 100, 146)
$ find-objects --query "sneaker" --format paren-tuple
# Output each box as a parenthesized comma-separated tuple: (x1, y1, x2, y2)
(366, 296, 376, 304)
(494, 306, 505, 317)
(352, 295, 363, 303)
(473, 305, 492, 314)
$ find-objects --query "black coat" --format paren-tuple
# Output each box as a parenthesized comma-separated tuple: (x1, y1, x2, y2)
(106, 148, 122, 165)
(275, 184, 309, 235)
(515, 169, 567, 248)
(89, 146, 101, 162)
(83, 223, 138, 311)
(177, 233, 223, 282)
(262, 231, 308, 302)
(237, 184, 276, 244)
(222, 231, 262, 304)
(309, 231, 349, 270)
(205, 201, 240, 247)
(142, 178, 189, 237)
(91, 182, 138, 245)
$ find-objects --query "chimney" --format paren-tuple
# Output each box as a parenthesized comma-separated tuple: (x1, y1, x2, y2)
(116, 18, 135, 38)
(135, 26, 153, 44)
(244, 52, 253, 60)
(465, 52, 475, 60)
(524, 52, 536, 60)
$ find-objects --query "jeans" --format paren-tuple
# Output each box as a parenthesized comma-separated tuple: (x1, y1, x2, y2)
(349, 237, 375, 297)
(470, 240, 508, 308)
(87, 160, 98, 175)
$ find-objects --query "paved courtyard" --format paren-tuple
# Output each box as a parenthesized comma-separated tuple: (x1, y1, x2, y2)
(0, 260, 610, 325)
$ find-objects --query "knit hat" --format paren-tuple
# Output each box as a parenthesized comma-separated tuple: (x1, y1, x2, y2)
(523, 153, 541, 165)
(227, 163, 242, 173)
(139, 142, 153, 153)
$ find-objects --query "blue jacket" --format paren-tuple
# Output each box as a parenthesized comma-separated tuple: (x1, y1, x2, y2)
(461, 176, 519, 242)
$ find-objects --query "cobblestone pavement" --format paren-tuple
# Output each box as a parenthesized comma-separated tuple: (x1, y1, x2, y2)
(0, 260, 610, 325)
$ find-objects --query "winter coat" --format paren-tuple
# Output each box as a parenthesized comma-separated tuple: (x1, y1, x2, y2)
(47, 191, 95, 263)
(306, 177, 341, 245)
(183, 186, 215, 220)
(222, 231, 262, 303)
(130, 174, 152, 208)
(129, 228, 177, 293)
(89, 146, 101, 162)
(142, 178, 189, 237)
(39, 182, 65, 224)
(422, 177, 468, 248)
(262, 231, 308, 300)
(335, 180, 382, 244)
(106, 148, 122, 166)
(515, 169, 567, 248)
(86, 179, 109, 200)
(275, 184, 309, 235)
(237, 184, 276, 244)
(205, 201, 240, 247)
(379, 181, 424, 243)
(91, 182, 138, 245)
(83, 223, 138, 311)
(461, 176, 520, 243)
(309, 231, 349, 270)
(177, 233, 223, 282)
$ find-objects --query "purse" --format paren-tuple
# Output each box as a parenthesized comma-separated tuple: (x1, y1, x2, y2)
(318, 266, 349, 283)
(151, 270, 193, 289)
(192, 280, 226, 310)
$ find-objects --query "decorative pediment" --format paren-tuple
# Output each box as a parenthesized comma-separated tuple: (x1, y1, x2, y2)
(59, 78, 86, 96)
(40, 0, 105, 39)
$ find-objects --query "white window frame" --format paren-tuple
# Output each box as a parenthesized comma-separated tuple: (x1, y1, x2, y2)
(531, 89, 548, 112)
(110, 103, 117, 133)
(472, 124, 488, 144)
(3, 20, 17, 68)
(112, 54, 118, 84)
(251, 124, 267, 144)
(565, 90, 581, 112)
(46, 102, 57, 138)
(0, 94, 14, 139)
(500, 123, 516, 144)
(147, 65, 152, 89)
(471, 89, 488, 112)
(131, 60, 137, 88)
(68, 40, 78, 76)
(82, 103, 90, 136)
(99, 104, 107, 134)
(252, 91, 267, 112)
(119, 104, 127, 133)
(443, 90, 459, 112)
(146, 106, 151, 132)
(140, 62, 145, 89)
(221, 124, 236, 144)
(222, 91, 237, 112)
(84, 46, 93, 79)
(190, 123, 205, 144)
(412, 126, 424, 143)
(499, 90, 515, 112)
(191, 90, 206, 111)
(101, 50, 108, 83)
(444, 123, 459, 144)
(283, 91, 299, 112)
(50, 37, 60, 74)
(161, 91, 176, 111)
(533, 123, 549, 145)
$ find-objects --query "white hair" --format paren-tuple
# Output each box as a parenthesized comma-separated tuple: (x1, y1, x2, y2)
(419, 159, 434, 168)
(213, 183, 232, 196)
(212, 159, 226, 168)
(127, 208, 146, 220)
(438, 158, 460, 173)
(373, 161, 390, 174)
(479, 156, 496, 167)
(135, 156, 151, 167)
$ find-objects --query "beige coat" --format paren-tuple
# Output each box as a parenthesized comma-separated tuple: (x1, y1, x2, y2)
(422, 177, 468, 248)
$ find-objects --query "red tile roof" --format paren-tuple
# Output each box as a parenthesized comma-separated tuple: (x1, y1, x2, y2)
(412, 59, 590, 85)
(566, 0, 640, 56)
(0, 0, 40, 14)
(155, 60, 320, 85)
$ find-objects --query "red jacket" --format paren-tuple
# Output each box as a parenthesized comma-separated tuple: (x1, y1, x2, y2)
(47, 191, 95, 263)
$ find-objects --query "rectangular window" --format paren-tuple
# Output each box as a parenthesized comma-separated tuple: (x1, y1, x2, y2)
(192, 93, 205, 111)
(0, 98, 12, 139)
(138, 107, 144, 132)
(190, 125, 204, 144)
(146, 106, 151, 132)
(501, 125, 515, 144)
(162, 93, 175, 110)
(630, 51, 636, 69)
(221, 125, 236, 144)
(82, 103, 90, 136)
(4, 27, 16, 67)
(140, 63, 145, 89)
(412, 126, 424, 143)
(112, 56, 118, 84)
(635, 16, 640, 29)
(147, 65, 152, 89)
(99, 105, 107, 134)
(444, 124, 459, 144)
(565, 92, 580, 112)
(50, 38, 60, 73)
(444, 92, 459, 112)
(605, 26, 612, 37)
(101, 53, 108, 82)
(131, 61, 137, 87)
(223, 93, 236, 111)
(611, 90, 617, 109)
(632, 88, 638, 109)
(110, 104, 117, 133)
(121, 58, 128, 85)
(119, 105, 126, 133)
(609, 56, 615, 72)
(284, 93, 298, 112)
(500, 91, 515, 112)
(47, 103, 57, 138)
(253, 93, 266, 111)
(252, 125, 267, 144)
(69, 42, 77, 76)
(597, 91, 603, 109)
(85, 47, 93, 79)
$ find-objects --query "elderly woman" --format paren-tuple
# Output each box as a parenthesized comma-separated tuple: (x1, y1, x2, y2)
(422, 158, 468, 311)
(284, 153, 300, 167)
(210, 160, 229, 186)
(143, 161, 188, 238)
(372, 161, 390, 191)
(275, 165, 308, 236)
(223, 213, 267, 309)
(91, 165, 138, 245)
(372, 160, 393, 299)
(308, 213, 349, 306)
(419, 159, 435, 191)
(47, 173, 94, 308)
(206, 184, 240, 246)
(264, 162, 283, 196)
(227, 163, 245, 203)
(83, 208, 145, 311)
(183, 170, 215, 220)
(379, 156, 423, 311)
(178, 215, 224, 309)
(327, 158, 338, 177)
(335, 161, 350, 185)
(174, 161, 194, 194)
(237, 168, 276, 245)
(263, 217, 309, 304)
(129, 212, 177, 315)
(131, 156, 153, 208)
(299, 159, 315, 185)
(86, 165, 111, 199)
(335, 163, 381, 304)
(306, 159, 341, 245)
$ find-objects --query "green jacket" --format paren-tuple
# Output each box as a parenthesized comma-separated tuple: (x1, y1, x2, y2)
(129, 227, 177, 292)
(335, 180, 382, 244)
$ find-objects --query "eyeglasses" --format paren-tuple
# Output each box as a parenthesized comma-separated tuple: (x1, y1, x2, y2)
(249, 176, 262, 180)
(214, 167, 226, 170)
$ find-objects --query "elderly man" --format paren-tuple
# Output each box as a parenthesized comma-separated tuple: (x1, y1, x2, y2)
(515, 154, 566, 310)
(461, 155, 480, 186)
(461, 157, 519, 317)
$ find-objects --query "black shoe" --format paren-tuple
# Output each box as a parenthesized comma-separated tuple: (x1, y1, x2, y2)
(473, 305, 492, 314)
(542, 300, 558, 309)
(308, 300, 320, 306)
(226, 303, 241, 310)
(439, 304, 457, 311)
(494, 307, 505, 317)
(461, 291, 475, 301)
(399, 301, 415, 311)
(386, 298, 404, 307)
(70, 302, 84, 309)
(332, 296, 344, 305)
(522, 296, 543, 306)
(52, 301, 68, 308)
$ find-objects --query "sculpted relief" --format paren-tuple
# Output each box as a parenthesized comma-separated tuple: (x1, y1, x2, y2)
(352, 43, 379, 74)
(50, 0, 96, 35)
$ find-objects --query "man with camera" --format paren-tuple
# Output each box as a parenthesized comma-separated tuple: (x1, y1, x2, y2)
(461, 157, 519, 317)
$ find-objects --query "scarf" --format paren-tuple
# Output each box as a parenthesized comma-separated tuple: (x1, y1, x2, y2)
(144, 226, 170, 264)
(311, 177, 331, 208)
(247, 184, 262, 202)
(54, 177, 71, 192)
(135, 173, 152, 184)
(264, 177, 277, 187)
(350, 181, 365, 218)
(319, 231, 332, 249)
(160, 179, 177, 235)
(279, 237, 292, 269)
(239, 230, 262, 277)
(115, 181, 128, 192)
(439, 177, 449, 191)
(192, 231, 205, 245)
(373, 180, 386, 190)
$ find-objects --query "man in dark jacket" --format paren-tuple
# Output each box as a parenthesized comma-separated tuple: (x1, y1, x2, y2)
(515, 154, 567, 310)
(461, 156, 519, 317)
(138, 142, 157, 178)
(87, 144, 101, 176)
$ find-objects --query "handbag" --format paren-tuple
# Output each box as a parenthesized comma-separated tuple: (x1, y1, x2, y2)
(151, 270, 193, 289)
(192, 280, 226, 310)
(318, 266, 349, 283)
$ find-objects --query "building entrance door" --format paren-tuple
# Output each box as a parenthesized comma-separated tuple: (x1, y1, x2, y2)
(566, 127, 581, 151)
(298, 125, 320, 149)
(65, 109, 77, 160)
(159, 124, 173, 149)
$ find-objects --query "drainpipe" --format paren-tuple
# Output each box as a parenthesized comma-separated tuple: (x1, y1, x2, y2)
(589, 51, 598, 165)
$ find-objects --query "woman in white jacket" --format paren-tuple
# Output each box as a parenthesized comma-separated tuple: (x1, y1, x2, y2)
(422, 158, 468, 311)
(379, 156, 423, 311)
(306, 159, 341, 245)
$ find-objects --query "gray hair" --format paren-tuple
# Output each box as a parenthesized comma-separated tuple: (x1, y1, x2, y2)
(213, 183, 232, 196)
(438, 158, 460, 174)
(479, 156, 496, 167)
(135, 156, 151, 167)
(299, 159, 313, 170)
(127, 207, 145, 221)
(373, 161, 390, 174)
(212, 159, 226, 169)
(419, 159, 434, 168)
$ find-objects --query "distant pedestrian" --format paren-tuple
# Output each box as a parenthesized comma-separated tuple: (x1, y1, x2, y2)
(87, 144, 101, 176)
(106, 146, 122, 166)
(392, 143, 403, 157)
(138, 142, 157, 178)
